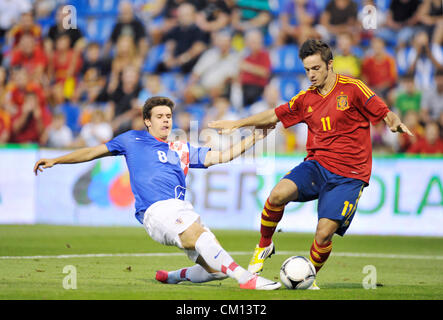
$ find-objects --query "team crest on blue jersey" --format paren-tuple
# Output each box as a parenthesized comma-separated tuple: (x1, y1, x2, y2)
(336, 94, 349, 111)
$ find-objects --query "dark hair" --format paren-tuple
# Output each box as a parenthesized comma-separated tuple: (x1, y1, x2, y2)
(299, 39, 333, 64)
(142, 96, 175, 120)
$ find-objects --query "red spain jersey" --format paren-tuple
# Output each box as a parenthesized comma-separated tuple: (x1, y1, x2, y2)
(275, 74, 390, 184)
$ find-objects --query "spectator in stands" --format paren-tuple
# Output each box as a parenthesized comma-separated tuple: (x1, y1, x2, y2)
(80, 42, 112, 78)
(104, 1, 149, 58)
(332, 32, 360, 78)
(318, 0, 359, 44)
(138, 73, 172, 106)
(361, 37, 398, 100)
(7, 11, 41, 48)
(371, 121, 398, 153)
(10, 32, 47, 83)
(0, 102, 11, 143)
(0, 0, 31, 40)
(74, 68, 107, 106)
(231, 0, 272, 35)
(7, 68, 51, 144)
(107, 65, 142, 135)
(202, 96, 241, 150)
(398, 110, 423, 152)
(417, 0, 443, 41)
(184, 31, 240, 104)
(394, 73, 422, 117)
(203, 96, 240, 125)
(248, 84, 285, 115)
(173, 109, 193, 136)
(276, 0, 321, 46)
(109, 35, 143, 80)
(48, 34, 82, 89)
(50, 80, 82, 136)
(73, 109, 113, 147)
(247, 84, 291, 154)
(378, 0, 422, 47)
(45, 5, 86, 56)
(237, 29, 271, 107)
(149, 0, 193, 44)
(195, 0, 232, 35)
(398, 30, 443, 90)
(45, 112, 73, 148)
(0, 65, 7, 102)
(155, 3, 208, 74)
(439, 110, 443, 139)
(420, 68, 443, 123)
(407, 121, 443, 154)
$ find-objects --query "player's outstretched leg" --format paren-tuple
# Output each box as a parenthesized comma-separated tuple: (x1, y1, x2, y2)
(156, 264, 227, 284)
(181, 223, 281, 290)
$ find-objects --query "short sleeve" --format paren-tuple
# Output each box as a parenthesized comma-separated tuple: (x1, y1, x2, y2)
(351, 80, 389, 125)
(274, 91, 306, 128)
(105, 132, 128, 156)
(188, 143, 211, 169)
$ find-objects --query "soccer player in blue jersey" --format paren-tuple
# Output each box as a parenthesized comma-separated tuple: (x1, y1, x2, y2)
(33, 96, 281, 290)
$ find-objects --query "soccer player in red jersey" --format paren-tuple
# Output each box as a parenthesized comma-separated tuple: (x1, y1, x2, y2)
(209, 40, 413, 289)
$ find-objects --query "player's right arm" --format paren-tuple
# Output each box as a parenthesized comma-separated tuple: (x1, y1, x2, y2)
(208, 108, 279, 134)
(33, 144, 112, 176)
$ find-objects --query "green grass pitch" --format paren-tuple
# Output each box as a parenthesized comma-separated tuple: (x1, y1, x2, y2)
(0, 225, 442, 300)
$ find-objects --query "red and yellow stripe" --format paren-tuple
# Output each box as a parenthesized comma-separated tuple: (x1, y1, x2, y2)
(338, 75, 375, 100)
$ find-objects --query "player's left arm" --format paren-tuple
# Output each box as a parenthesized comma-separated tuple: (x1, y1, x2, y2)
(33, 144, 113, 176)
(203, 129, 270, 167)
(383, 110, 414, 136)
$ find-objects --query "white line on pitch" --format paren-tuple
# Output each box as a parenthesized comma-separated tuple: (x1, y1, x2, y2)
(1, 251, 442, 260)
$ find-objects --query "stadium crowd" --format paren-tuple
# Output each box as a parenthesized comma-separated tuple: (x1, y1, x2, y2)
(0, 0, 442, 154)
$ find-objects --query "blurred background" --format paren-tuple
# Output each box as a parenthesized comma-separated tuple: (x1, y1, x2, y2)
(0, 0, 442, 236)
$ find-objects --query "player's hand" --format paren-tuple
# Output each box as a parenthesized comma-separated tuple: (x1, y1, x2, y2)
(208, 120, 239, 134)
(33, 158, 56, 176)
(391, 122, 414, 136)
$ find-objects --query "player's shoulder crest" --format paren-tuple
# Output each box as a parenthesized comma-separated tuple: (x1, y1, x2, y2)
(336, 91, 349, 111)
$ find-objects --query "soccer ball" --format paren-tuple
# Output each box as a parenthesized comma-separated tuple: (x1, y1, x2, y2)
(280, 256, 316, 289)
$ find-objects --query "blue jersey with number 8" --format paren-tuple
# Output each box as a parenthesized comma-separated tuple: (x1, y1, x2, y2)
(105, 130, 210, 223)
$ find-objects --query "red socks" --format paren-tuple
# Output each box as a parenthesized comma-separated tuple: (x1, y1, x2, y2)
(259, 198, 285, 248)
(309, 239, 332, 273)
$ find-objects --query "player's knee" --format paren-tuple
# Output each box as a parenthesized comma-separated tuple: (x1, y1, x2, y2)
(268, 181, 299, 206)
(179, 222, 206, 250)
(268, 189, 290, 206)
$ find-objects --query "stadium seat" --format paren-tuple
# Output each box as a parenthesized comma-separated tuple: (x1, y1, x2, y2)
(314, 0, 329, 11)
(275, 76, 301, 101)
(142, 44, 165, 73)
(271, 45, 305, 74)
(268, 0, 287, 16)
(80, 17, 115, 44)
(160, 72, 179, 92)
(396, 46, 413, 76)
(86, 0, 119, 16)
(185, 102, 207, 123)
(375, 0, 391, 12)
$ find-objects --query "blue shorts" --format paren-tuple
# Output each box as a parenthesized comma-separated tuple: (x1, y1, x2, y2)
(283, 160, 367, 236)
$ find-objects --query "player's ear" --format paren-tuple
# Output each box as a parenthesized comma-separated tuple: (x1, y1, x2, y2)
(144, 118, 151, 130)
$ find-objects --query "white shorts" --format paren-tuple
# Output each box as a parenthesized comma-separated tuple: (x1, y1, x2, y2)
(142, 199, 206, 262)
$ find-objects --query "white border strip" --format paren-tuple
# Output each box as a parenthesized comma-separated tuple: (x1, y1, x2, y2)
(1, 251, 442, 260)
